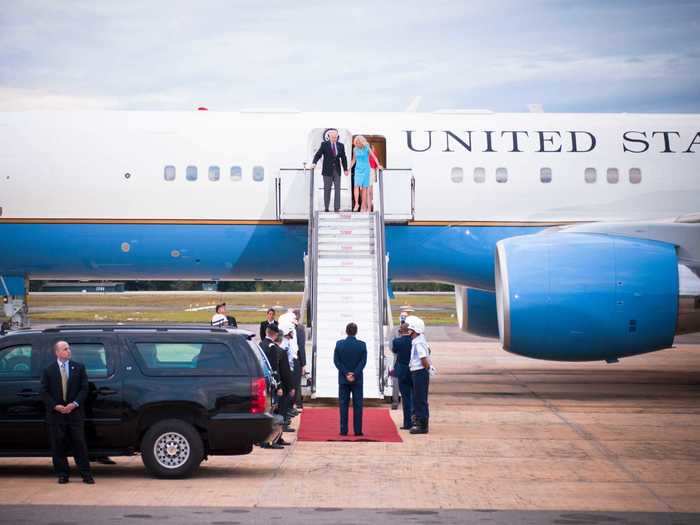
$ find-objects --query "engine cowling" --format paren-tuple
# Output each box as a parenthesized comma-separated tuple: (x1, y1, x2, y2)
(455, 285, 499, 338)
(495, 232, 679, 361)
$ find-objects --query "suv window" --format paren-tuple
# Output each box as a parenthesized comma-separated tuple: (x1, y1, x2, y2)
(0, 345, 33, 379)
(132, 342, 245, 376)
(70, 343, 109, 378)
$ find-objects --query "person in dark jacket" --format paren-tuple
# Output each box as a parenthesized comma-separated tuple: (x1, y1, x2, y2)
(40, 340, 94, 484)
(277, 323, 297, 432)
(333, 323, 367, 436)
(259, 308, 278, 341)
(311, 129, 349, 212)
(392, 323, 414, 429)
(259, 326, 291, 448)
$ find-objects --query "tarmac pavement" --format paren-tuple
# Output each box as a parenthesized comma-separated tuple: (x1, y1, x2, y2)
(1, 338, 699, 523)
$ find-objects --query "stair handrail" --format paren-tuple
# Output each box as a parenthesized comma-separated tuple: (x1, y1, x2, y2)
(310, 209, 319, 394)
(306, 163, 319, 394)
(374, 168, 389, 394)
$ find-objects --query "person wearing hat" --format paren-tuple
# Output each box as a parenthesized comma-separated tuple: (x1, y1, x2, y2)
(405, 315, 433, 434)
(211, 303, 237, 328)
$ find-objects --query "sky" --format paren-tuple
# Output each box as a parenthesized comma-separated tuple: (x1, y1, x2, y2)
(1, 0, 699, 113)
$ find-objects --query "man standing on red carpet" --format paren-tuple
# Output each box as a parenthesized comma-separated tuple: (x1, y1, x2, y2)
(333, 323, 367, 436)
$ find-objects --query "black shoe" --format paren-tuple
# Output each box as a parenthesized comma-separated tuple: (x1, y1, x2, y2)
(409, 425, 428, 434)
(288, 409, 299, 417)
(92, 456, 116, 465)
(277, 438, 291, 446)
(57, 476, 69, 484)
(263, 443, 284, 449)
(391, 403, 399, 410)
(324, 208, 329, 212)
(400, 425, 411, 430)
(355, 432, 364, 436)
(283, 425, 295, 433)
(339, 431, 348, 436)
(82, 475, 95, 484)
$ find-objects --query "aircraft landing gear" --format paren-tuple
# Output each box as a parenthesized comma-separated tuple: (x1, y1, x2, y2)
(1, 276, 30, 333)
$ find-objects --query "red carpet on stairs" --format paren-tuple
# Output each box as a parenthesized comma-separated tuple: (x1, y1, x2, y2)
(296, 407, 402, 442)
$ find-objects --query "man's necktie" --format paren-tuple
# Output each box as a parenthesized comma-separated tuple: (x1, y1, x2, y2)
(60, 363, 68, 402)
(332, 142, 337, 156)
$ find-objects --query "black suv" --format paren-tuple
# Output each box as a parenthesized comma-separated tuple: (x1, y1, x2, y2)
(0, 325, 277, 478)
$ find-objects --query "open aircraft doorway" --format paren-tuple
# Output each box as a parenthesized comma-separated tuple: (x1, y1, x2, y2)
(351, 135, 386, 212)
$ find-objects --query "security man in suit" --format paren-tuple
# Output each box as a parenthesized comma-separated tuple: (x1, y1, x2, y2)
(277, 322, 297, 432)
(311, 129, 349, 212)
(40, 340, 94, 484)
(259, 326, 291, 448)
(259, 307, 278, 341)
(333, 322, 367, 436)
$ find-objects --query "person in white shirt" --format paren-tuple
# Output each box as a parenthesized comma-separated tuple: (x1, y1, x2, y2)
(211, 303, 228, 328)
(405, 315, 433, 434)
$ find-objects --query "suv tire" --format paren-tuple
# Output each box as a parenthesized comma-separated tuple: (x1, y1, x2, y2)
(141, 419, 204, 478)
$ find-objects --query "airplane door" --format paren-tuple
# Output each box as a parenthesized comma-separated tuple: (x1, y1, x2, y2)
(308, 128, 353, 212)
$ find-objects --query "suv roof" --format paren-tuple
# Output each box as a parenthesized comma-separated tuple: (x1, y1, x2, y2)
(1, 324, 257, 338)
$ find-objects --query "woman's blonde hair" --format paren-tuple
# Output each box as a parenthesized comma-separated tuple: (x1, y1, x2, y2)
(354, 135, 369, 147)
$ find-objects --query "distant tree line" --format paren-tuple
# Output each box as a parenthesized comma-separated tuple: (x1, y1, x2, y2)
(30, 280, 453, 292)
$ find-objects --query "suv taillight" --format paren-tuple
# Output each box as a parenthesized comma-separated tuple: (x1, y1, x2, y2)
(250, 377, 267, 414)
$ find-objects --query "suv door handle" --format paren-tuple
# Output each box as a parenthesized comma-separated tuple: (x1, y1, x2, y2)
(97, 387, 117, 396)
(16, 389, 40, 398)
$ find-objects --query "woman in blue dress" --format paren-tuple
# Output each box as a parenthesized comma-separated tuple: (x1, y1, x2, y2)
(351, 135, 383, 212)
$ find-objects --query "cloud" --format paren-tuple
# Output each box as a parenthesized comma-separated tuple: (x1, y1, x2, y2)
(0, 0, 698, 112)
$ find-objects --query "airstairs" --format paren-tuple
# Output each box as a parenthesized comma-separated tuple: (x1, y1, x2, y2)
(312, 211, 385, 398)
(277, 163, 414, 400)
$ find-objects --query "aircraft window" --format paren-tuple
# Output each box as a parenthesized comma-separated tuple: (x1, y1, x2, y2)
(629, 168, 642, 184)
(606, 168, 619, 184)
(186, 166, 198, 182)
(584, 167, 597, 183)
(473, 167, 486, 183)
(208, 166, 220, 182)
(450, 167, 464, 183)
(253, 166, 264, 182)
(164, 165, 176, 181)
(230, 166, 242, 181)
(495, 167, 508, 183)
(540, 167, 552, 183)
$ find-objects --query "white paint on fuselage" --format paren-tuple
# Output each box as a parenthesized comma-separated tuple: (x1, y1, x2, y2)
(0, 111, 698, 222)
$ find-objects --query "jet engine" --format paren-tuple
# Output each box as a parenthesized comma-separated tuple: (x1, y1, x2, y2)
(494, 232, 683, 361)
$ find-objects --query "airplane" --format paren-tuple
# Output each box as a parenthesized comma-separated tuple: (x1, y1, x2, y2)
(0, 108, 699, 366)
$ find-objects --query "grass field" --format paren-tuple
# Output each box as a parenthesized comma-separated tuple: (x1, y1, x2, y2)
(28, 292, 457, 325)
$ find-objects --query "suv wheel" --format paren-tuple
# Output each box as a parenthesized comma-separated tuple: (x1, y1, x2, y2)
(141, 419, 204, 478)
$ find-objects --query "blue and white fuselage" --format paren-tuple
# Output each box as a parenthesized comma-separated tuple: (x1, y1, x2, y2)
(1, 110, 698, 360)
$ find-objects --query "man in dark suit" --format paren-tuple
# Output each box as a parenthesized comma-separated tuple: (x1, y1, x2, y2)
(259, 308, 278, 341)
(333, 322, 367, 436)
(40, 340, 94, 484)
(311, 129, 349, 212)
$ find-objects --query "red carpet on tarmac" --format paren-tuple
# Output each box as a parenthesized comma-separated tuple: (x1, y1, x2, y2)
(296, 407, 403, 442)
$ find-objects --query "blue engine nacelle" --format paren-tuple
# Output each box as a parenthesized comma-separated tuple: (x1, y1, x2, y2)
(455, 286, 500, 338)
(494, 232, 679, 361)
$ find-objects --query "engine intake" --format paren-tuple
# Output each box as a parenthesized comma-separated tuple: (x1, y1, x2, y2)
(495, 233, 679, 361)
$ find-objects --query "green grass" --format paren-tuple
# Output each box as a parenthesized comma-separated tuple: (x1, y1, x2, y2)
(29, 292, 457, 326)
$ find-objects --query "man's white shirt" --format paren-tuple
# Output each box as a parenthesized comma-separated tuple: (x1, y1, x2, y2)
(409, 334, 431, 372)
